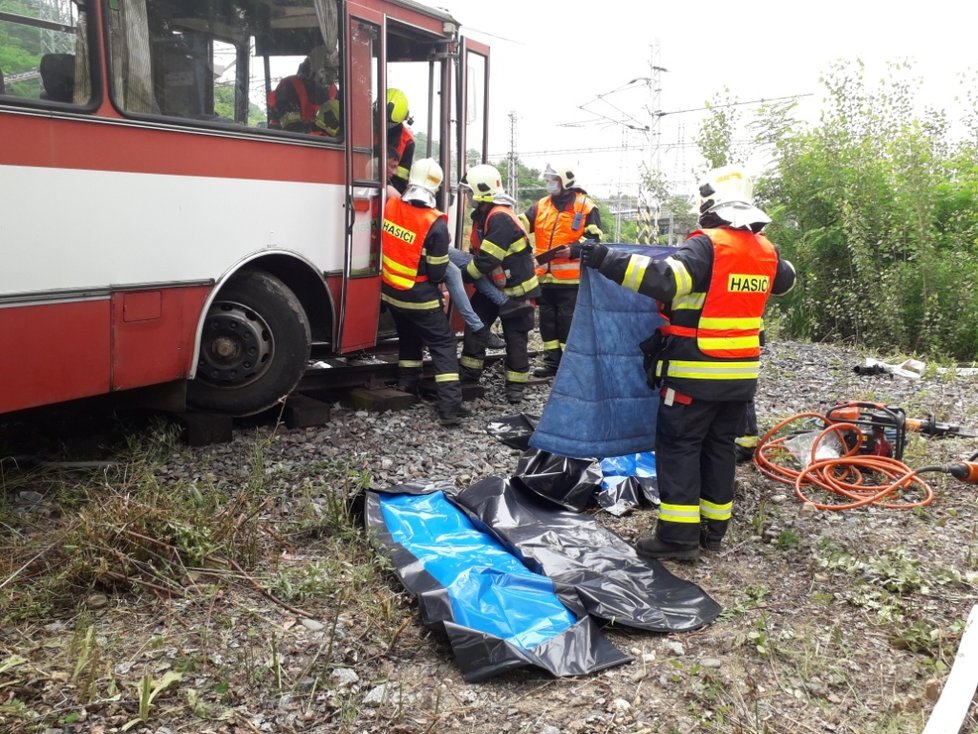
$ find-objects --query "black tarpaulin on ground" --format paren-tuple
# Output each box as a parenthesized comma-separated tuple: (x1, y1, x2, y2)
(594, 452, 659, 516)
(453, 476, 722, 632)
(486, 413, 539, 451)
(492, 441, 658, 516)
(364, 481, 631, 682)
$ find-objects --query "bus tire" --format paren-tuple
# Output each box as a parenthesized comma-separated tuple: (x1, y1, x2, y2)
(188, 270, 311, 416)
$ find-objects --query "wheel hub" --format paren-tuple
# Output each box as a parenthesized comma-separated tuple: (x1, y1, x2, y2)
(197, 302, 273, 387)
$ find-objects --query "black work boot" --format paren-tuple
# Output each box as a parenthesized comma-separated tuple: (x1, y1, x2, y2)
(700, 534, 723, 552)
(438, 405, 471, 427)
(460, 368, 481, 384)
(700, 521, 726, 552)
(634, 534, 700, 562)
(532, 363, 558, 378)
(505, 385, 524, 404)
(397, 380, 420, 397)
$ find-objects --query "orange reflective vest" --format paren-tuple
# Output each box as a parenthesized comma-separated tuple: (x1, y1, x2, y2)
(392, 125, 415, 180)
(267, 78, 338, 131)
(381, 198, 445, 290)
(533, 193, 594, 284)
(655, 228, 778, 399)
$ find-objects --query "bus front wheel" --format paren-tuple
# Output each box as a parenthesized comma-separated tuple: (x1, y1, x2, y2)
(188, 270, 311, 416)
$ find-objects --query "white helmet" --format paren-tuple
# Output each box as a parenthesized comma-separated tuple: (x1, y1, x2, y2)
(697, 165, 770, 230)
(542, 161, 577, 190)
(461, 163, 505, 204)
(402, 158, 442, 207)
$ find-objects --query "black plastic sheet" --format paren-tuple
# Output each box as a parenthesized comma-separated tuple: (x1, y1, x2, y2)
(596, 452, 660, 516)
(453, 476, 722, 632)
(486, 413, 539, 451)
(364, 481, 631, 682)
(514, 448, 602, 512)
(512, 447, 659, 516)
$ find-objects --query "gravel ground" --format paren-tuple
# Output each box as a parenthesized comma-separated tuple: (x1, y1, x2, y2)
(3, 338, 978, 733)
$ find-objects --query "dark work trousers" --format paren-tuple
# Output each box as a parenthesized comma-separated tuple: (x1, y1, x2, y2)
(460, 291, 534, 387)
(654, 396, 747, 547)
(739, 400, 758, 436)
(537, 285, 578, 368)
(389, 305, 462, 417)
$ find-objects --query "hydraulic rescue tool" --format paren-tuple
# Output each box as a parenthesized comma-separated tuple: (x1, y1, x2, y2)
(824, 401, 978, 461)
(753, 401, 978, 511)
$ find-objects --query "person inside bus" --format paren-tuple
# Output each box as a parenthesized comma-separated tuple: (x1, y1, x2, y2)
(386, 88, 415, 193)
(267, 45, 340, 135)
(380, 158, 469, 427)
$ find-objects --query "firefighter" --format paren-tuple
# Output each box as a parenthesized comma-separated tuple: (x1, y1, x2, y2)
(267, 46, 340, 134)
(458, 164, 541, 404)
(521, 161, 603, 378)
(386, 88, 415, 194)
(381, 158, 468, 426)
(581, 165, 796, 561)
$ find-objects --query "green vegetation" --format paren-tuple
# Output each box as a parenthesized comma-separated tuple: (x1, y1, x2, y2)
(495, 60, 978, 361)
(0, 420, 402, 731)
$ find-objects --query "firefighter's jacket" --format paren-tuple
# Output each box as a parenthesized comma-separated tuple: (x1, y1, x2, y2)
(465, 204, 541, 300)
(267, 76, 337, 133)
(523, 189, 600, 286)
(594, 227, 795, 401)
(390, 124, 416, 192)
(381, 197, 450, 311)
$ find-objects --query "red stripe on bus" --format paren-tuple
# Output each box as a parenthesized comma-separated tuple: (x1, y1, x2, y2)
(0, 115, 345, 184)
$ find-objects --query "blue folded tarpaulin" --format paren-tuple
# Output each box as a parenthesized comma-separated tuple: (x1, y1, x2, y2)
(365, 482, 631, 682)
(529, 245, 672, 460)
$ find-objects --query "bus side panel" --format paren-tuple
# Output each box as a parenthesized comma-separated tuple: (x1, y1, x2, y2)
(0, 300, 110, 414)
(111, 286, 210, 391)
(340, 277, 383, 352)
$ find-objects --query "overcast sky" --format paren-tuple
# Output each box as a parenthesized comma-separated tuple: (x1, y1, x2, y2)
(432, 0, 977, 198)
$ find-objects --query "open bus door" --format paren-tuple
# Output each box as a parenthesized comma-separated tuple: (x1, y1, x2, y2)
(452, 37, 491, 248)
(337, 8, 384, 352)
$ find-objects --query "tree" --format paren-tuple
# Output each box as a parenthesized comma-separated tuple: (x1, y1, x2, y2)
(760, 59, 978, 359)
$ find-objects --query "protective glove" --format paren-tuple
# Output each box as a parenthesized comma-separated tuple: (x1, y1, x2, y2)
(580, 242, 609, 269)
(584, 224, 603, 242)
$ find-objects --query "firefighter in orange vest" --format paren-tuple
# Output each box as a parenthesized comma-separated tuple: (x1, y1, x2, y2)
(268, 46, 340, 135)
(521, 161, 603, 378)
(381, 158, 468, 426)
(581, 165, 796, 561)
(386, 88, 415, 194)
(458, 164, 541, 404)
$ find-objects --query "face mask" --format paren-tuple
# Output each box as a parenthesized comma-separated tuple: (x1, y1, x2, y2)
(545, 180, 561, 195)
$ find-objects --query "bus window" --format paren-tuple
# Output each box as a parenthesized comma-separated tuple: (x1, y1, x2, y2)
(103, 0, 343, 134)
(0, 0, 92, 105)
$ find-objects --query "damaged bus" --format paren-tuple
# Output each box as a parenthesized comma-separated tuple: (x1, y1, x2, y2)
(0, 0, 490, 416)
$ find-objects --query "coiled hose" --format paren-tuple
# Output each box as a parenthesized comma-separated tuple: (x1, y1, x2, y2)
(753, 412, 937, 510)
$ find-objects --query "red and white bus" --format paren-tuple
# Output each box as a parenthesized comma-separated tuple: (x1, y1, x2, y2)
(0, 0, 491, 416)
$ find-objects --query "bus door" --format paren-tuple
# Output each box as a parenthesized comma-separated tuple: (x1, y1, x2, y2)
(451, 36, 490, 246)
(337, 8, 383, 352)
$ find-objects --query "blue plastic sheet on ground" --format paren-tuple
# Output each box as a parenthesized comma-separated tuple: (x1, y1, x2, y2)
(453, 476, 721, 632)
(365, 482, 631, 682)
(529, 245, 672, 460)
(597, 451, 659, 516)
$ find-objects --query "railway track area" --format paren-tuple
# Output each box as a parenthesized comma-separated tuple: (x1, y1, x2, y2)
(0, 339, 540, 453)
